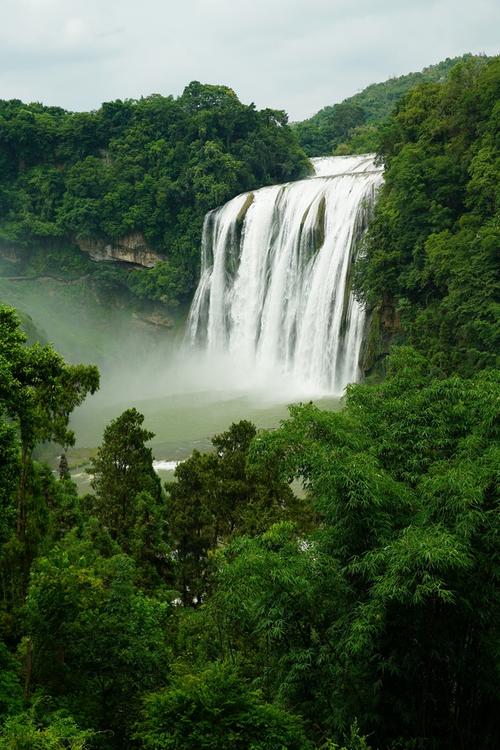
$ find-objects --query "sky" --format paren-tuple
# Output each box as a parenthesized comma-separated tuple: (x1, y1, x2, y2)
(1, 0, 498, 121)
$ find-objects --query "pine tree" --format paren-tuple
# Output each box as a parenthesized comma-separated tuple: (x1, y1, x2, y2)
(90, 408, 161, 547)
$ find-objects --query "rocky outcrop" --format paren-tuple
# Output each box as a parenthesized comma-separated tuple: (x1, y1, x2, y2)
(133, 311, 173, 329)
(0, 243, 24, 264)
(76, 233, 163, 268)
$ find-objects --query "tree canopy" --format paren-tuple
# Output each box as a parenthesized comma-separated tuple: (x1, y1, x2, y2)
(0, 83, 310, 308)
(356, 56, 500, 376)
(293, 54, 490, 156)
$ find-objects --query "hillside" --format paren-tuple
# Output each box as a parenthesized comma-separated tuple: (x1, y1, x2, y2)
(0, 83, 309, 311)
(294, 54, 490, 155)
(357, 55, 500, 377)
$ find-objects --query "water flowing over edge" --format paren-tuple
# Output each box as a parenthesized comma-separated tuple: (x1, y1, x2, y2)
(186, 155, 383, 397)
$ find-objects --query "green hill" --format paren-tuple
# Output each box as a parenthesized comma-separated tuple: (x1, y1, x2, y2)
(294, 54, 491, 155)
(0, 83, 309, 310)
(357, 56, 500, 376)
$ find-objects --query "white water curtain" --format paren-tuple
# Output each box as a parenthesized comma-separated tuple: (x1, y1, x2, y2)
(187, 155, 383, 395)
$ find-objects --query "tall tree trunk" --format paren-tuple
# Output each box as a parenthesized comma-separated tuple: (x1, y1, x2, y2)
(23, 637, 33, 703)
(16, 441, 31, 540)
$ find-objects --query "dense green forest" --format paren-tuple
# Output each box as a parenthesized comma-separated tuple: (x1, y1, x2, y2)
(357, 56, 500, 376)
(293, 54, 489, 156)
(0, 82, 309, 308)
(0, 56, 499, 749)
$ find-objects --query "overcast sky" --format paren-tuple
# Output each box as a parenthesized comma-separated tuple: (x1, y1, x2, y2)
(1, 0, 498, 121)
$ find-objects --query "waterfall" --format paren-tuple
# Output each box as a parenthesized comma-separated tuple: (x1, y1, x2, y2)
(187, 154, 383, 395)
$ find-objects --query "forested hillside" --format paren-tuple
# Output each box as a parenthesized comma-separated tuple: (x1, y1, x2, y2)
(294, 54, 489, 155)
(357, 56, 500, 376)
(0, 83, 309, 307)
(0, 309, 498, 750)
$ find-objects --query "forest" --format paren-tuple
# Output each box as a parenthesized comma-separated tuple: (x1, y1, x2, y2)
(293, 54, 490, 157)
(0, 82, 309, 308)
(0, 56, 499, 749)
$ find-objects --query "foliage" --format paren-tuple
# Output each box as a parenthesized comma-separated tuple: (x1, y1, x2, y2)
(138, 662, 311, 750)
(211, 521, 345, 722)
(224, 348, 499, 748)
(356, 57, 500, 375)
(0, 709, 93, 750)
(294, 54, 488, 155)
(0, 640, 22, 722)
(0, 315, 99, 454)
(322, 722, 372, 750)
(294, 102, 366, 157)
(24, 538, 170, 747)
(90, 408, 161, 545)
(0, 85, 310, 307)
(0, 416, 18, 546)
(127, 260, 192, 307)
(165, 420, 310, 605)
(0, 305, 98, 619)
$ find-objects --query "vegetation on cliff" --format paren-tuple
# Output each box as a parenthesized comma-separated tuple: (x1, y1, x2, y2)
(356, 56, 500, 376)
(0, 82, 309, 307)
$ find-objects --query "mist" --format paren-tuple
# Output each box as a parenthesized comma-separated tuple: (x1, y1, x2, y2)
(0, 273, 337, 461)
(72, 342, 341, 459)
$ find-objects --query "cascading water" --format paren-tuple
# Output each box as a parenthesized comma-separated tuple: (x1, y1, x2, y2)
(187, 154, 383, 395)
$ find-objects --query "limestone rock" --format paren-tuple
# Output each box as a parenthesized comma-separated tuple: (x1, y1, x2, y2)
(76, 233, 163, 268)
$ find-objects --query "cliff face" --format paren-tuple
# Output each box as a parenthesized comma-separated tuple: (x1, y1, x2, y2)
(0, 243, 24, 265)
(76, 233, 163, 268)
(360, 296, 402, 378)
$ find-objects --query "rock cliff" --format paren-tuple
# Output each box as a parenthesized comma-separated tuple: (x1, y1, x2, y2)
(76, 233, 163, 268)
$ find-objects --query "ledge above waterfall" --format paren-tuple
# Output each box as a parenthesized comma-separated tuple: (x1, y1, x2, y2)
(310, 154, 380, 177)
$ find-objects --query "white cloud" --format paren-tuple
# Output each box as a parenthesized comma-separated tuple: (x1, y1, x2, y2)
(63, 17, 87, 42)
(0, 0, 497, 118)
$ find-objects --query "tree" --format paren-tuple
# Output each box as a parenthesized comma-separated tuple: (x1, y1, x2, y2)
(0, 306, 98, 541)
(24, 537, 170, 747)
(166, 421, 308, 605)
(356, 57, 500, 376)
(0, 640, 22, 722)
(0, 87, 309, 309)
(58, 453, 70, 481)
(166, 450, 219, 606)
(294, 54, 488, 156)
(212, 349, 500, 748)
(90, 408, 161, 546)
(0, 416, 18, 546)
(138, 662, 311, 750)
(131, 490, 172, 591)
(211, 523, 345, 730)
(0, 710, 93, 750)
